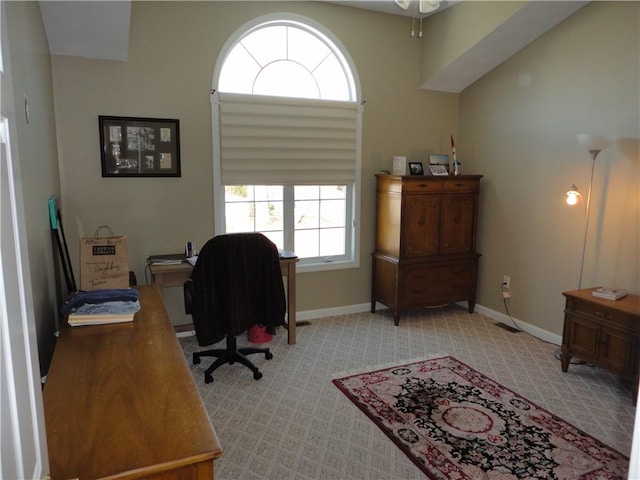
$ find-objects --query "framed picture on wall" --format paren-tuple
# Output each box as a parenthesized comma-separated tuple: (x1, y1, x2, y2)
(99, 116, 181, 177)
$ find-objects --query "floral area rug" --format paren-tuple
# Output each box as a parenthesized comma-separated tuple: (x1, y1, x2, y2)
(332, 355, 628, 479)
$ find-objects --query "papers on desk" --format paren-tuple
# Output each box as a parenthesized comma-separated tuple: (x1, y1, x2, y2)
(186, 255, 198, 266)
(148, 253, 187, 265)
(278, 249, 297, 259)
(151, 259, 184, 265)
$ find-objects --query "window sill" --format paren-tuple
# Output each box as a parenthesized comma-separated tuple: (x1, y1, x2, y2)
(296, 258, 359, 273)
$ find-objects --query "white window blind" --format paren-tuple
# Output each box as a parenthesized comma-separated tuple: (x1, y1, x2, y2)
(215, 91, 362, 185)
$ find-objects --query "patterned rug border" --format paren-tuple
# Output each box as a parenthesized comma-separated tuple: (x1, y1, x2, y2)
(330, 353, 450, 380)
(332, 355, 628, 479)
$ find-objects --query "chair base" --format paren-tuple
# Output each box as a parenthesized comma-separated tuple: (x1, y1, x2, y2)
(193, 334, 273, 384)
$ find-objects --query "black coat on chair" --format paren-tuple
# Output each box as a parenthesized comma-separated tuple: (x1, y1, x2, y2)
(184, 233, 286, 383)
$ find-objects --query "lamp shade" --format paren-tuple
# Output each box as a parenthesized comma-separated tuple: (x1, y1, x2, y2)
(576, 134, 611, 152)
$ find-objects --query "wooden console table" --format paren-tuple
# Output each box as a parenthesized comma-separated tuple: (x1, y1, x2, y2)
(561, 288, 640, 403)
(148, 256, 299, 344)
(43, 285, 222, 479)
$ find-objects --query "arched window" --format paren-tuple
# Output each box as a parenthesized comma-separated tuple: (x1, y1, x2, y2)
(211, 15, 363, 270)
(218, 20, 356, 101)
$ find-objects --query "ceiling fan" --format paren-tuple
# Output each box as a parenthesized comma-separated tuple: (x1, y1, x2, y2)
(395, 0, 442, 15)
(395, 0, 441, 37)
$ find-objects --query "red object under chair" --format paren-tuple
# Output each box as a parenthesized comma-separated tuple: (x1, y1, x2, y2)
(247, 325, 272, 343)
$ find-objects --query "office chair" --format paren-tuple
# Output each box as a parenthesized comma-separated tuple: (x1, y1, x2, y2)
(184, 233, 286, 384)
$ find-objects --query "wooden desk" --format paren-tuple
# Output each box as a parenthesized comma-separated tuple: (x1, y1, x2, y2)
(149, 256, 299, 344)
(43, 285, 222, 479)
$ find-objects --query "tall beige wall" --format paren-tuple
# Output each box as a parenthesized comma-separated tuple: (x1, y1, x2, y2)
(51, 1, 458, 325)
(49, 1, 638, 336)
(459, 1, 639, 336)
(4, 1, 62, 373)
(419, 1, 526, 86)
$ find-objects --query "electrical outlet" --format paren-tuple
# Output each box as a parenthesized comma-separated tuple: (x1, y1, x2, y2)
(503, 275, 511, 289)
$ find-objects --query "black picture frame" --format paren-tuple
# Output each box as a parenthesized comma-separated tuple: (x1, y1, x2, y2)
(408, 162, 424, 175)
(99, 116, 181, 177)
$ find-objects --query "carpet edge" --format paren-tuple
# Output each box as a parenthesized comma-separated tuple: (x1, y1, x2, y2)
(330, 352, 451, 380)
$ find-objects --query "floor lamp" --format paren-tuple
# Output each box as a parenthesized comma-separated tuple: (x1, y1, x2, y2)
(566, 133, 611, 290)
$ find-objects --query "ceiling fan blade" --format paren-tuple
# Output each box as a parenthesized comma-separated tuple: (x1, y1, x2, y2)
(419, 0, 441, 14)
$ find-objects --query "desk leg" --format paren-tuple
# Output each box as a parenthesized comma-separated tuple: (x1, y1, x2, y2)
(286, 263, 296, 345)
(150, 273, 167, 298)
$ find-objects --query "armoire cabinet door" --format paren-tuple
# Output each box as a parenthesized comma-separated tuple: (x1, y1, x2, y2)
(402, 195, 440, 257)
(440, 194, 476, 254)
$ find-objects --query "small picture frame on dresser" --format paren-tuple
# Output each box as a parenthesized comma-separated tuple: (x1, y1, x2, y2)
(408, 162, 424, 175)
(428, 164, 449, 176)
(429, 154, 450, 172)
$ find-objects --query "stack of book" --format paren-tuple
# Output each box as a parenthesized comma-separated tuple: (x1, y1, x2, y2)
(592, 287, 628, 301)
(68, 310, 136, 327)
(62, 288, 140, 326)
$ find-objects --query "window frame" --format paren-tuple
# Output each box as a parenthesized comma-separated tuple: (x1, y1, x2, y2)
(211, 13, 362, 272)
(224, 183, 355, 271)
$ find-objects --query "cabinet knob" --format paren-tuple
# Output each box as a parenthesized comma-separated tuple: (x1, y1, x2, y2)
(418, 217, 425, 225)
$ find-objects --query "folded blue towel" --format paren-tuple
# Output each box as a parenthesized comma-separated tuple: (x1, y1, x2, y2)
(61, 288, 139, 316)
(72, 300, 141, 316)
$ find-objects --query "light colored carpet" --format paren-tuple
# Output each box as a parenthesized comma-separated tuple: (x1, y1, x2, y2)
(179, 305, 635, 480)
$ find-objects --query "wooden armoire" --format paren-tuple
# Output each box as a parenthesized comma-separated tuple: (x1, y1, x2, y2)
(371, 174, 483, 325)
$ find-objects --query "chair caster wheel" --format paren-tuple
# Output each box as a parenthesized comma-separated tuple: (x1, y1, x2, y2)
(265, 351, 273, 360)
(253, 370, 263, 380)
(193, 354, 201, 365)
(204, 373, 213, 384)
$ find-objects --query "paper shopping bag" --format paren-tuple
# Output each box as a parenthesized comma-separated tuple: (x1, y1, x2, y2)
(80, 225, 130, 291)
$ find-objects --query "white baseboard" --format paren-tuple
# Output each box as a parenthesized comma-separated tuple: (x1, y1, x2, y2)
(178, 301, 561, 346)
(472, 303, 561, 346)
(296, 302, 380, 321)
(298, 301, 562, 346)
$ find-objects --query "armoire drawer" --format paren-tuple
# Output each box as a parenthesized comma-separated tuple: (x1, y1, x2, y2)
(402, 261, 476, 286)
(402, 278, 475, 306)
(441, 179, 477, 192)
(403, 179, 441, 193)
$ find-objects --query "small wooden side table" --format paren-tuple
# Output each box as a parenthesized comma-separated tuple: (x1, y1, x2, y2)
(561, 288, 640, 403)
